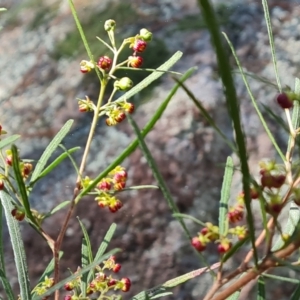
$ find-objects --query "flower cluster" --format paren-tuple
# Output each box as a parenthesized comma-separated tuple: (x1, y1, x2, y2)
(64, 256, 131, 299)
(32, 276, 54, 297)
(191, 193, 248, 254)
(80, 166, 128, 213)
(127, 28, 152, 69)
(104, 99, 134, 126)
(95, 166, 128, 213)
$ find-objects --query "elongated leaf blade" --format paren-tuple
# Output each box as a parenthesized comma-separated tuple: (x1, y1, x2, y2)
(0, 202, 14, 299)
(0, 191, 31, 300)
(222, 32, 285, 162)
(31, 147, 80, 185)
(262, 0, 281, 91)
(0, 269, 14, 300)
(44, 201, 71, 218)
(78, 218, 93, 297)
(30, 119, 73, 183)
(132, 262, 220, 300)
(0, 135, 20, 150)
(257, 276, 265, 300)
(11, 145, 37, 226)
(291, 283, 300, 300)
(219, 156, 233, 236)
(198, 0, 258, 264)
(172, 213, 206, 227)
(88, 223, 117, 282)
(77, 68, 196, 200)
(263, 273, 300, 284)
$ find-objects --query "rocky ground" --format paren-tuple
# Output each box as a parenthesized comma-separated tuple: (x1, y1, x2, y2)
(1, 0, 300, 299)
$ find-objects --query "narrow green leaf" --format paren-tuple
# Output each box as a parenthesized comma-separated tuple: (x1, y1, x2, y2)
(232, 70, 277, 89)
(149, 292, 173, 299)
(0, 203, 14, 299)
(77, 68, 196, 200)
(260, 103, 289, 133)
(67, 0, 102, 81)
(219, 156, 233, 237)
(0, 8, 7, 11)
(132, 263, 219, 300)
(290, 283, 300, 300)
(81, 237, 89, 297)
(44, 201, 71, 218)
(78, 217, 93, 295)
(222, 32, 285, 162)
(34, 248, 120, 300)
(30, 147, 80, 185)
(87, 223, 117, 282)
(172, 213, 206, 227)
(288, 78, 300, 153)
(272, 202, 300, 251)
(197, 0, 258, 264)
(127, 114, 191, 240)
(262, 0, 281, 91)
(114, 51, 183, 103)
(30, 119, 74, 183)
(0, 269, 14, 300)
(257, 276, 265, 300)
(226, 291, 240, 300)
(0, 191, 31, 300)
(222, 235, 250, 263)
(0, 135, 20, 150)
(173, 78, 237, 153)
(11, 145, 37, 227)
(263, 273, 300, 284)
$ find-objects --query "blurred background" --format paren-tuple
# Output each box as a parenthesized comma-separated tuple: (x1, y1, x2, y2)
(1, 0, 300, 298)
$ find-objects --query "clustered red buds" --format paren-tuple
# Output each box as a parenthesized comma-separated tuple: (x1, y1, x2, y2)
(94, 166, 128, 212)
(104, 100, 135, 126)
(21, 162, 33, 179)
(64, 256, 131, 298)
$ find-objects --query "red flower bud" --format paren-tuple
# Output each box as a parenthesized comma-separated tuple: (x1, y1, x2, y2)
(11, 208, 25, 221)
(107, 278, 117, 287)
(276, 92, 293, 109)
(121, 277, 131, 292)
(6, 155, 12, 166)
(128, 55, 143, 68)
(133, 39, 147, 53)
(115, 112, 126, 123)
(64, 282, 74, 291)
(97, 56, 112, 71)
(191, 237, 206, 252)
(98, 181, 111, 191)
(217, 240, 232, 254)
(113, 263, 121, 273)
(0, 180, 4, 190)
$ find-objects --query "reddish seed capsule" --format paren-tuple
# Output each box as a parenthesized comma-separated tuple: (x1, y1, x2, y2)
(11, 208, 25, 221)
(64, 295, 72, 300)
(98, 181, 111, 191)
(125, 103, 134, 114)
(97, 56, 112, 70)
(121, 277, 131, 292)
(133, 39, 147, 53)
(107, 278, 117, 287)
(128, 55, 143, 68)
(191, 237, 206, 252)
(64, 282, 74, 291)
(0, 180, 4, 190)
(276, 92, 293, 109)
(115, 112, 126, 123)
(113, 263, 121, 273)
(6, 155, 12, 166)
(217, 241, 232, 254)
